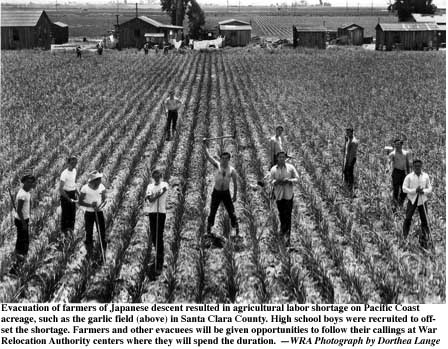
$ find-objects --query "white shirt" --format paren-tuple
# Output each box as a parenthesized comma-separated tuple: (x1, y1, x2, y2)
(270, 135, 284, 156)
(402, 172, 432, 206)
(145, 181, 169, 213)
(15, 188, 31, 220)
(60, 168, 77, 191)
(269, 163, 299, 200)
(81, 183, 106, 212)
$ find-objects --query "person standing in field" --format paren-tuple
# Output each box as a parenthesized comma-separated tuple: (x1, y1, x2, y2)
(144, 42, 149, 55)
(163, 90, 183, 141)
(342, 127, 359, 195)
(9, 174, 36, 276)
(145, 169, 169, 275)
(79, 171, 107, 259)
(203, 140, 239, 245)
(388, 139, 411, 208)
(269, 125, 286, 168)
(269, 151, 299, 245)
(402, 159, 432, 249)
(76, 45, 82, 58)
(59, 155, 78, 234)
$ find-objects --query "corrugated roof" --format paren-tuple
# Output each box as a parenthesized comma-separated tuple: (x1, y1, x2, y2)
(294, 26, 327, 32)
(53, 21, 68, 27)
(1, 10, 45, 27)
(376, 22, 439, 31)
(219, 25, 252, 31)
(437, 24, 446, 31)
(218, 18, 250, 26)
(411, 13, 446, 24)
(122, 16, 183, 29)
(340, 23, 363, 30)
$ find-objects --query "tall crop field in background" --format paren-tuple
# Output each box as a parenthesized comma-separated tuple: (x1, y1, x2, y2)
(0, 48, 445, 303)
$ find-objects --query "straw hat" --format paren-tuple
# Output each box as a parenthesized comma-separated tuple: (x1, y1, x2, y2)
(88, 170, 103, 182)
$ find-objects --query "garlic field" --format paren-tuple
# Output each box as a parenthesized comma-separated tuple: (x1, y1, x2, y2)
(0, 49, 445, 303)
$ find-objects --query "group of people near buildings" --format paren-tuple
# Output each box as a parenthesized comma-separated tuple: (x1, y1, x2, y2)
(9, 91, 434, 276)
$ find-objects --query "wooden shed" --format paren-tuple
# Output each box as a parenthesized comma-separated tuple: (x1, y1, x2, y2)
(218, 19, 252, 47)
(118, 16, 183, 49)
(337, 24, 364, 45)
(1, 10, 52, 50)
(51, 22, 69, 44)
(293, 26, 327, 49)
(411, 13, 446, 46)
(375, 23, 438, 51)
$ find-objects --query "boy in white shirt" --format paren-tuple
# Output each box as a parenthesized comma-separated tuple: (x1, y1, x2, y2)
(145, 169, 169, 274)
(402, 159, 432, 249)
(59, 155, 78, 233)
(79, 171, 107, 258)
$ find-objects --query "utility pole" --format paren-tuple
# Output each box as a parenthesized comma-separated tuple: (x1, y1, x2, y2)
(136, 2, 138, 17)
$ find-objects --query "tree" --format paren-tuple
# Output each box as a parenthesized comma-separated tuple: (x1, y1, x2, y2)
(160, 0, 189, 26)
(186, 0, 205, 39)
(388, 0, 437, 21)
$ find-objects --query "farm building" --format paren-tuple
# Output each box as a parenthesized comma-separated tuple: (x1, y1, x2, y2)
(218, 19, 252, 47)
(118, 16, 183, 49)
(337, 24, 364, 45)
(293, 26, 327, 49)
(410, 13, 446, 45)
(1, 10, 52, 50)
(51, 22, 69, 44)
(375, 23, 439, 51)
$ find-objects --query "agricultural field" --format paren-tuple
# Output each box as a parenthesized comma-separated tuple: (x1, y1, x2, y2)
(0, 48, 445, 304)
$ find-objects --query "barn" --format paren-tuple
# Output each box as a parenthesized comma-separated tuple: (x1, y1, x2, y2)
(337, 24, 364, 45)
(1, 10, 52, 50)
(51, 22, 69, 44)
(375, 23, 438, 51)
(411, 13, 446, 46)
(218, 19, 252, 47)
(118, 16, 183, 49)
(293, 26, 327, 49)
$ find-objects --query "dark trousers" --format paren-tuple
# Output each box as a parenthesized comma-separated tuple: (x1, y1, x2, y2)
(343, 158, 356, 190)
(403, 200, 429, 246)
(77, 51, 81, 58)
(15, 218, 29, 256)
(85, 211, 106, 254)
(149, 212, 166, 267)
(270, 154, 278, 169)
(166, 110, 178, 138)
(208, 189, 238, 229)
(276, 198, 293, 235)
(392, 169, 407, 206)
(60, 190, 77, 232)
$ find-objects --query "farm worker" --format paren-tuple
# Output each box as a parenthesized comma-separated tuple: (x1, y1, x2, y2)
(145, 169, 169, 275)
(269, 151, 299, 245)
(388, 138, 411, 208)
(269, 125, 286, 168)
(9, 174, 37, 276)
(203, 140, 240, 243)
(342, 127, 359, 195)
(59, 155, 79, 233)
(402, 159, 432, 249)
(79, 171, 107, 258)
(144, 42, 149, 55)
(164, 90, 183, 141)
(96, 41, 103, 55)
(76, 45, 82, 58)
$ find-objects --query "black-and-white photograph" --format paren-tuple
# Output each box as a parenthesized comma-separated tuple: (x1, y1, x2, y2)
(0, 0, 445, 308)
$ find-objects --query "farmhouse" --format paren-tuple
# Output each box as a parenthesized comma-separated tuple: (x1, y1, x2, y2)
(51, 22, 69, 44)
(410, 13, 446, 46)
(293, 25, 327, 49)
(218, 19, 252, 47)
(337, 24, 364, 45)
(118, 16, 183, 49)
(1, 10, 52, 50)
(375, 23, 438, 51)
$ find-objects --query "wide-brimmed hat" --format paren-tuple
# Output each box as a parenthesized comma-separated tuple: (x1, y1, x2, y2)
(88, 170, 103, 182)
